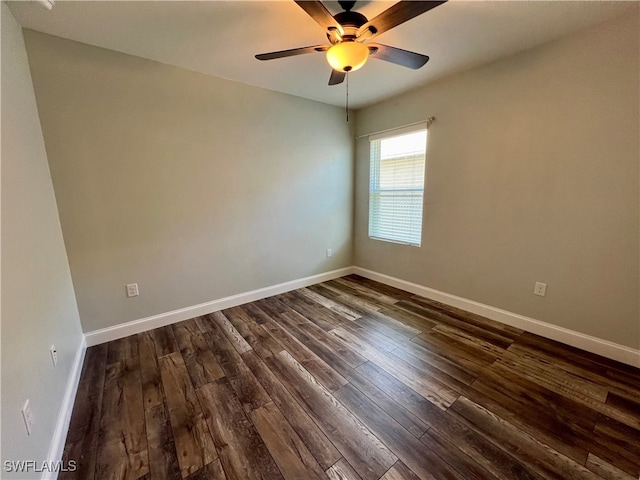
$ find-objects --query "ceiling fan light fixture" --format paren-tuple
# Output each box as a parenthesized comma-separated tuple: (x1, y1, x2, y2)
(326, 41, 369, 72)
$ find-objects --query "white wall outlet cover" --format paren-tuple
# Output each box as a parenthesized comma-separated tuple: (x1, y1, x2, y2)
(534, 282, 547, 296)
(22, 400, 35, 436)
(326, 248, 332, 258)
(126, 283, 139, 297)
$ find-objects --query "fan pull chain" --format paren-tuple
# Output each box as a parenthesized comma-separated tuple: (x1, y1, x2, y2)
(346, 71, 349, 122)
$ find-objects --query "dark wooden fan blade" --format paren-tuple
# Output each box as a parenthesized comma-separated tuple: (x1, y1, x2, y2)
(256, 45, 328, 61)
(368, 43, 429, 69)
(329, 69, 346, 85)
(358, 1, 447, 39)
(295, 1, 343, 33)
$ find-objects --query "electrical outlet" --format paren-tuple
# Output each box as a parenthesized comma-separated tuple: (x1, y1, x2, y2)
(326, 248, 332, 258)
(126, 283, 139, 297)
(534, 282, 547, 297)
(50, 345, 58, 367)
(22, 400, 35, 436)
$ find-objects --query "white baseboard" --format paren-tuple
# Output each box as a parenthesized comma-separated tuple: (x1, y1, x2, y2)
(85, 267, 355, 346)
(353, 267, 640, 368)
(43, 335, 87, 480)
(84, 264, 639, 366)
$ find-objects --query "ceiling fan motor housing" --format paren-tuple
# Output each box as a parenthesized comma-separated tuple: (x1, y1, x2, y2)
(334, 10, 367, 36)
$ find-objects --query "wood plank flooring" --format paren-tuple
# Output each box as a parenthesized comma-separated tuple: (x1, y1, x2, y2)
(60, 275, 640, 480)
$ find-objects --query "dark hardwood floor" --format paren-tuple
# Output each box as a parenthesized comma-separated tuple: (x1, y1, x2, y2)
(61, 275, 640, 480)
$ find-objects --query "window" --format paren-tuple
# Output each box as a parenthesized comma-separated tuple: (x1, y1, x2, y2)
(368, 125, 427, 246)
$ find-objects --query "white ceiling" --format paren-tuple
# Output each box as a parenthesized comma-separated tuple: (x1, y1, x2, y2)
(8, 0, 634, 109)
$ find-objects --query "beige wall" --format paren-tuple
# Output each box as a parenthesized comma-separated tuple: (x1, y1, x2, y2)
(354, 12, 640, 349)
(23, 30, 354, 333)
(1, 4, 84, 475)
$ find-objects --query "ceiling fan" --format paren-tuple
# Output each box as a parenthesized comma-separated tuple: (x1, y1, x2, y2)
(256, 0, 447, 86)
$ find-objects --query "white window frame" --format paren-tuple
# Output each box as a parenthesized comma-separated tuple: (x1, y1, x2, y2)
(368, 123, 427, 247)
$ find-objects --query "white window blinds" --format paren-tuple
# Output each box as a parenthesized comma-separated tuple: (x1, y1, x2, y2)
(368, 125, 427, 246)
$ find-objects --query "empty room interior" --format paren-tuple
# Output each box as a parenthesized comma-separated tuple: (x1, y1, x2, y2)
(2, 0, 640, 479)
